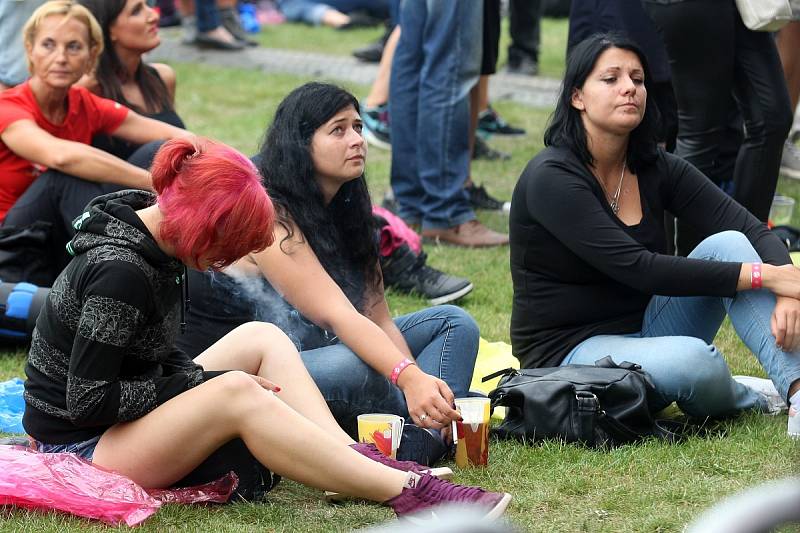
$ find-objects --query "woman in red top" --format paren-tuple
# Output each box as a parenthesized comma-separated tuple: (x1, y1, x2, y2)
(0, 0, 189, 281)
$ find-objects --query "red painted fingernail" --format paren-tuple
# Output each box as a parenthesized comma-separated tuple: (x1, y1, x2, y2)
(274, 386, 281, 392)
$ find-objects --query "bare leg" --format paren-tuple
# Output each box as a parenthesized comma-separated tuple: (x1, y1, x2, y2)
(466, 76, 490, 187)
(365, 26, 401, 108)
(194, 321, 352, 445)
(321, 9, 350, 28)
(777, 21, 800, 112)
(178, 0, 194, 16)
(92, 370, 408, 500)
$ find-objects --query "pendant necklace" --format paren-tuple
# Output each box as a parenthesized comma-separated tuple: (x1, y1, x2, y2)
(597, 160, 626, 215)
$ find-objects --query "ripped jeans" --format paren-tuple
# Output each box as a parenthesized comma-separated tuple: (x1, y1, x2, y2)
(562, 231, 800, 417)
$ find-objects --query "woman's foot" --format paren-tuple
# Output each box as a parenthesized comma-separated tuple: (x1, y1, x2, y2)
(387, 473, 512, 520)
(324, 442, 452, 502)
(194, 26, 244, 50)
(733, 376, 787, 414)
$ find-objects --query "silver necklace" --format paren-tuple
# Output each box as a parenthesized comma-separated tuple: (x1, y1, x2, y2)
(597, 161, 626, 215)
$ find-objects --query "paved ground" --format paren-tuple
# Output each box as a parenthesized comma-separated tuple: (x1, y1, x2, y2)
(148, 31, 561, 109)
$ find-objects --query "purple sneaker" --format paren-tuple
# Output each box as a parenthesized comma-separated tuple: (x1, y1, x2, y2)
(387, 473, 512, 520)
(324, 443, 453, 502)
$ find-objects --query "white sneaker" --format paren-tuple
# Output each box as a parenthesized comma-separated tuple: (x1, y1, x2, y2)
(780, 140, 800, 180)
(733, 376, 788, 414)
(789, 406, 800, 439)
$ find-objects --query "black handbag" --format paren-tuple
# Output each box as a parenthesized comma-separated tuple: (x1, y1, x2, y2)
(486, 356, 677, 447)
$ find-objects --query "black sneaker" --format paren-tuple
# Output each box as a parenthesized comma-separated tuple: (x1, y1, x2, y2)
(478, 106, 526, 137)
(473, 137, 511, 161)
(362, 102, 392, 150)
(352, 25, 392, 62)
(466, 183, 510, 213)
(381, 244, 473, 305)
(505, 56, 539, 77)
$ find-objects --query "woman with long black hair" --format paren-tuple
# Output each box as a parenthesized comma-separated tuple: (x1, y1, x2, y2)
(178, 82, 481, 464)
(510, 33, 800, 428)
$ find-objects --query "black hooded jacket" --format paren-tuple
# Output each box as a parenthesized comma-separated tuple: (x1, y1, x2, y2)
(23, 190, 224, 444)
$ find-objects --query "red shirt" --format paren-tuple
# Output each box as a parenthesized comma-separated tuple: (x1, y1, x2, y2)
(0, 82, 129, 220)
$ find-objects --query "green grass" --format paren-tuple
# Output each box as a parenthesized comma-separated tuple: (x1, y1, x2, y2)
(2, 20, 799, 532)
(251, 17, 569, 79)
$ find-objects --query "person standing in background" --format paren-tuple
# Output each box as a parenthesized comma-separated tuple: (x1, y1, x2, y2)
(0, 0, 46, 90)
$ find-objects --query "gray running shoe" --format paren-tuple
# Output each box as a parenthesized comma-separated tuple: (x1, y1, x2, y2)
(780, 140, 800, 180)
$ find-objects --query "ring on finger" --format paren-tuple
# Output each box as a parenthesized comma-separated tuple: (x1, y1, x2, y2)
(419, 413, 428, 422)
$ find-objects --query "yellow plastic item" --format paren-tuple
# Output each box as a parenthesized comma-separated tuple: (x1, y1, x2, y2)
(470, 338, 519, 420)
(791, 251, 800, 266)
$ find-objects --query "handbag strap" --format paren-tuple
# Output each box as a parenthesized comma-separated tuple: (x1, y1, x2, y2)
(575, 391, 599, 444)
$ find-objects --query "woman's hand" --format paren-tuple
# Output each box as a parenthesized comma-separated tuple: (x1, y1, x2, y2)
(248, 374, 281, 393)
(760, 263, 800, 299)
(772, 295, 800, 351)
(397, 366, 460, 430)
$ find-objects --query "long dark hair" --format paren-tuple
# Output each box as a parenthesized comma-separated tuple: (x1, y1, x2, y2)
(544, 32, 659, 173)
(78, 0, 172, 114)
(257, 82, 378, 310)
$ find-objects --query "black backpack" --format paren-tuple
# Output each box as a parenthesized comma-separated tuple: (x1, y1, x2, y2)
(486, 357, 678, 447)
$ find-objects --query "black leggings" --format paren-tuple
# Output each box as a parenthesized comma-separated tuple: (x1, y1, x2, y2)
(644, 0, 792, 224)
(2, 141, 162, 281)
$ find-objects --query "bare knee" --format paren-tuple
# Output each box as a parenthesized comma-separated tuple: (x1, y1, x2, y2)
(208, 370, 278, 416)
(231, 321, 300, 361)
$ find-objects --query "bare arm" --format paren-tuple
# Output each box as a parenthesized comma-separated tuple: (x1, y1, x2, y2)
(246, 222, 459, 427)
(112, 109, 191, 146)
(363, 275, 412, 358)
(1, 119, 152, 190)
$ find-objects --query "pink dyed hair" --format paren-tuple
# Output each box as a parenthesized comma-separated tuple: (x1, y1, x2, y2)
(149, 137, 274, 269)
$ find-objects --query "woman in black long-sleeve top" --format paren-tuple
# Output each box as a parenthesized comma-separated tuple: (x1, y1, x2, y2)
(510, 33, 800, 421)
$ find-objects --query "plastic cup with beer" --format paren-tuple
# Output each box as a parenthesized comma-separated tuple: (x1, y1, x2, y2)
(452, 397, 491, 468)
(356, 413, 405, 459)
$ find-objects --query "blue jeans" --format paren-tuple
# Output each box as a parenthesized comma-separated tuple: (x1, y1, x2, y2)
(34, 435, 100, 460)
(277, 0, 389, 25)
(0, 0, 42, 86)
(562, 231, 800, 418)
(299, 305, 479, 436)
(195, 0, 221, 32)
(389, 0, 482, 230)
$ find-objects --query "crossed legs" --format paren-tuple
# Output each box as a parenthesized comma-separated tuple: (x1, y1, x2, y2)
(92, 322, 408, 501)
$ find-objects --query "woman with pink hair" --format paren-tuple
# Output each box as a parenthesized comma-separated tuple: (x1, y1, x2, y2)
(22, 137, 511, 520)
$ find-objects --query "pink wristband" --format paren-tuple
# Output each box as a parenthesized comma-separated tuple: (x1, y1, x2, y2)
(751, 262, 762, 290)
(390, 357, 416, 385)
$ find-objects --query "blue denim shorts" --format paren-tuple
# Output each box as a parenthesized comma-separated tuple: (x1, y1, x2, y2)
(34, 435, 101, 461)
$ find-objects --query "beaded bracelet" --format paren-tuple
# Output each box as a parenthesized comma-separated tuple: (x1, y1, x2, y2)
(390, 357, 416, 385)
(751, 262, 762, 290)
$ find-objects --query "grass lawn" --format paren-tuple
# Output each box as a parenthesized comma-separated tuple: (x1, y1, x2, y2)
(2, 19, 799, 532)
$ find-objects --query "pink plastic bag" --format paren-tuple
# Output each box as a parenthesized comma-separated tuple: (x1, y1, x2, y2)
(0, 446, 238, 526)
(373, 205, 422, 256)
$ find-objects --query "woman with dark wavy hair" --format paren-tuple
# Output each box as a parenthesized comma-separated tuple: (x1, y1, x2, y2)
(77, 0, 185, 160)
(510, 33, 800, 425)
(177, 82, 481, 465)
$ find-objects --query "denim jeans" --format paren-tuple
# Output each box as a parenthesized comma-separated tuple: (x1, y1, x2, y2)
(389, 0, 482, 230)
(299, 304, 479, 437)
(277, 0, 389, 25)
(195, 0, 221, 32)
(0, 0, 42, 86)
(34, 435, 101, 461)
(562, 231, 800, 418)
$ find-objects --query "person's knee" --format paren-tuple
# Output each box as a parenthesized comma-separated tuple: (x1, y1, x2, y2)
(238, 321, 299, 360)
(435, 304, 479, 339)
(209, 370, 280, 421)
(667, 339, 728, 390)
(695, 231, 757, 261)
